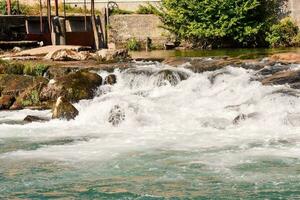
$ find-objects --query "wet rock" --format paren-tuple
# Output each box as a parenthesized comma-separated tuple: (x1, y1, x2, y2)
(40, 71, 102, 102)
(44, 66, 75, 79)
(0, 74, 48, 96)
(104, 74, 117, 85)
(0, 95, 15, 110)
(24, 115, 48, 123)
(261, 70, 300, 88)
(45, 49, 90, 61)
(208, 69, 231, 84)
(256, 63, 290, 77)
(108, 105, 125, 126)
(95, 49, 129, 63)
(233, 113, 259, 124)
(11, 77, 49, 109)
(52, 97, 79, 120)
(154, 69, 190, 86)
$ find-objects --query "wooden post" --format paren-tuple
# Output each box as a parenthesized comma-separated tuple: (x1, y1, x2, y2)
(47, 0, 51, 32)
(39, 0, 43, 33)
(6, 0, 11, 15)
(55, 0, 59, 17)
(84, 0, 87, 31)
(91, 0, 100, 50)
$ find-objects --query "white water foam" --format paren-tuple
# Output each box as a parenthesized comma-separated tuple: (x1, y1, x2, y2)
(1, 63, 300, 168)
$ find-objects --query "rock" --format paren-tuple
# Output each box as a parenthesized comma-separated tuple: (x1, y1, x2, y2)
(0, 74, 48, 96)
(52, 97, 79, 120)
(40, 71, 102, 102)
(233, 113, 259, 124)
(154, 69, 190, 86)
(256, 63, 290, 76)
(12, 47, 22, 53)
(108, 105, 125, 126)
(44, 66, 75, 79)
(0, 95, 15, 110)
(104, 74, 117, 85)
(45, 49, 90, 61)
(95, 49, 129, 62)
(261, 70, 300, 88)
(270, 53, 300, 63)
(11, 78, 49, 109)
(24, 115, 48, 123)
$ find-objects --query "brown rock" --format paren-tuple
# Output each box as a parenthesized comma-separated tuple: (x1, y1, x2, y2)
(52, 97, 79, 120)
(271, 53, 300, 63)
(261, 70, 300, 88)
(95, 49, 130, 63)
(45, 49, 90, 61)
(40, 71, 102, 102)
(104, 74, 117, 85)
(24, 115, 48, 123)
(0, 95, 15, 110)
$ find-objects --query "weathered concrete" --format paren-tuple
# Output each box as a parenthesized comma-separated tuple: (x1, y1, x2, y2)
(109, 14, 170, 49)
(289, 0, 300, 25)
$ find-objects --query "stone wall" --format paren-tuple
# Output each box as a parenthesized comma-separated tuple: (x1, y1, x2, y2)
(289, 0, 300, 25)
(108, 14, 170, 49)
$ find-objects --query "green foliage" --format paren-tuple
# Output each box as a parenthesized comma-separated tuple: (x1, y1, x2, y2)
(110, 8, 133, 15)
(266, 17, 299, 47)
(126, 38, 141, 51)
(21, 90, 40, 107)
(136, 4, 160, 15)
(23, 63, 49, 76)
(4, 62, 25, 74)
(0, 0, 30, 15)
(159, 0, 288, 48)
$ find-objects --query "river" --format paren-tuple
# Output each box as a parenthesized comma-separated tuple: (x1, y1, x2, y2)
(0, 57, 300, 199)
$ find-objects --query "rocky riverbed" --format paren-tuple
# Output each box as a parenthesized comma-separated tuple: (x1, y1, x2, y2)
(1, 51, 300, 122)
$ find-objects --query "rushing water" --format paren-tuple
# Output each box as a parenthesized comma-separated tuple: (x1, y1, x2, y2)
(1, 61, 300, 199)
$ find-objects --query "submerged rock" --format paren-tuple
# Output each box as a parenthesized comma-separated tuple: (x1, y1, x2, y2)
(40, 71, 102, 102)
(52, 97, 79, 120)
(233, 113, 259, 124)
(108, 105, 125, 126)
(0, 95, 15, 110)
(104, 74, 117, 85)
(24, 115, 49, 123)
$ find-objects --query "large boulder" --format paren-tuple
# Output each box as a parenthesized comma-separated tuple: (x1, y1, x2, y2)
(95, 49, 129, 63)
(0, 95, 15, 110)
(270, 53, 300, 63)
(0, 74, 48, 97)
(45, 49, 90, 61)
(40, 71, 102, 102)
(261, 70, 300, 89)
(52, 97, 79, 120)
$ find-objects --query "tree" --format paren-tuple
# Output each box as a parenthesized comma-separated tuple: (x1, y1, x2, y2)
(159, 0, 288, 48)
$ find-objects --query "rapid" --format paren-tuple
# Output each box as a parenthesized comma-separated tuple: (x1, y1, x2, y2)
(1, 60, 300, 199)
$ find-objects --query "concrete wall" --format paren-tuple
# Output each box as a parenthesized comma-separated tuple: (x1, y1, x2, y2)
(289, 0, 300, 25)
(108, 14, 170, 49)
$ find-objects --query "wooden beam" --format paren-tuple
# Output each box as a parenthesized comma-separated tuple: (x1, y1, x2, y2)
(6, 0, 11, 15)
(91, 0, 100, 50)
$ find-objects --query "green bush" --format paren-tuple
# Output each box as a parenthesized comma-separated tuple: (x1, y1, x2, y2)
(266, 17, 299, 47)
(23, 63, 49, 76)
(4, 62, 25, 74)
(110, 8, 133, 15)
(126, 38, 141, 51)
(159, 0, 289, 48)
(0, 0, 30, 15)
(136, 4, 159, 15)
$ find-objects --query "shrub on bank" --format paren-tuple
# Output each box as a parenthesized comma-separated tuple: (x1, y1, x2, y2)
(126, 38, 142, 51)
(158, 0, 289, 49)
(266, 17, 299, 47)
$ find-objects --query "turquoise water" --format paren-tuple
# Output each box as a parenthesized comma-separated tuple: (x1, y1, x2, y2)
(1, 62, 300, 199)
